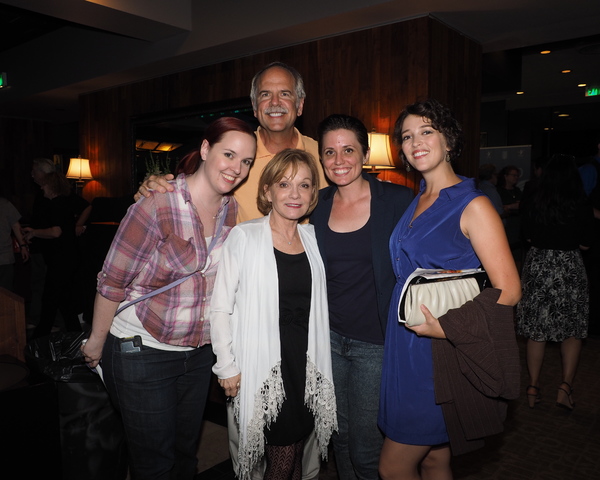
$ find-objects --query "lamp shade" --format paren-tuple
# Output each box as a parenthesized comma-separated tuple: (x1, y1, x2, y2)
(364, 132, 395, 169)
(66, 157, 93, 180)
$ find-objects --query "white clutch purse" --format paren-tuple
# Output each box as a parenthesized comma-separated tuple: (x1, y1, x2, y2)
(398, 269, 488, 327)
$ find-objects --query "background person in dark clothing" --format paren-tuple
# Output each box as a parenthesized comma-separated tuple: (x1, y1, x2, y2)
(578, 141, 600, 335)
(517, 154, 594, 410)
(24, 171, 81, 338)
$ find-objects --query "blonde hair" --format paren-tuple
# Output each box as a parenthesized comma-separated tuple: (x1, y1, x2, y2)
(257, 149, 320, 216)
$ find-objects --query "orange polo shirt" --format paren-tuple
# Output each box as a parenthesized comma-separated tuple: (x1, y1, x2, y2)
(234, 127, 327, 223)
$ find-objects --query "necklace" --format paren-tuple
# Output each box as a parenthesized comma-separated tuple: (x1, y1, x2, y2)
(197, 196, 221, 219)
(273, 229, 297, 245)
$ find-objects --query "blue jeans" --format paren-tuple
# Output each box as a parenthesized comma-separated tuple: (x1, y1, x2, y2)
(330, 331, 384, 480)
(102, 333, 214, 480)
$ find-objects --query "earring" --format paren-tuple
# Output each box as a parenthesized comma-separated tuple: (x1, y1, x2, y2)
(404, 161, 411, 172)
(445, 151, 451, 162)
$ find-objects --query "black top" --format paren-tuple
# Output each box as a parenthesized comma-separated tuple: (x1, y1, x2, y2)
(522, 203, 594, 250)
(42, 195, 77, 266)
(310, 173, 413, 336)
(30, 190, 89, 255)
(497, 186, 522, 206)
(325, 219, 383, 344)
(264, 249, 314, 445)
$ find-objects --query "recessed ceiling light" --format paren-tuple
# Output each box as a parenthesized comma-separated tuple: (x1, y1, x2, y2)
(578, 83, 587, 87)
(558, 113, 570, 117)
(561, 69, 572, 74)
(516, 91, 524, 95)
(540, 50, 551, 54)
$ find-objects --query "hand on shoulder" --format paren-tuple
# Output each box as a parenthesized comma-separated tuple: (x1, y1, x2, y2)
(134, 173, 175, 201)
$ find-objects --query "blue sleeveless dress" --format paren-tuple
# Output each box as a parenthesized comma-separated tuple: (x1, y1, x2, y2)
(378, 177, 483, 445)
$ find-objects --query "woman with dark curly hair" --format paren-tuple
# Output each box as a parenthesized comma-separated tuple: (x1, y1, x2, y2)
(378, 99, 521, 480)
(517, 153, 594, 411)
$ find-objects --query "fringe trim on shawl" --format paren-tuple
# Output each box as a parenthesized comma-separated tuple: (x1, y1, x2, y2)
(233, 358, 337, 480)
(234, 362, 285, 480)
(305, 357, 338, 459)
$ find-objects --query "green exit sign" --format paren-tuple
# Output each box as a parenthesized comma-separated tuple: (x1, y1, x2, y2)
(0, 72, 6, 88)
(585, 87, 599, 97)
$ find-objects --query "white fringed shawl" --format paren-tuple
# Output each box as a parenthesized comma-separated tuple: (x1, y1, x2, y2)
(210, 214, 337, 479)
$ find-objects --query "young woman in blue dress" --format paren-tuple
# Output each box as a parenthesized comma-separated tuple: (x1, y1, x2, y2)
(378, 99, 521, 480)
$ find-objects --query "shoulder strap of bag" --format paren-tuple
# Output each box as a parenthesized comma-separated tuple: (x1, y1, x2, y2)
(114, 203, 228, 316)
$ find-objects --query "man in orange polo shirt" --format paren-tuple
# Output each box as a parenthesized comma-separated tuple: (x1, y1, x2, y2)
(137, 62, 326, 480)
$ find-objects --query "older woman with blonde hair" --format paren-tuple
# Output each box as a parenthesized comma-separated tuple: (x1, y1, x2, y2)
(210, 148, 336, 480)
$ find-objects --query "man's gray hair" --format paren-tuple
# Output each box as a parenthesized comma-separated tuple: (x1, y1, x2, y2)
(32, 157, 56, 174)
(250, 62, 306, 109)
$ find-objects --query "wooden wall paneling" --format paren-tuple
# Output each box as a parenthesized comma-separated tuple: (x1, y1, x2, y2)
(0, 287, 26, 362)
(385, 18, 431, 189)
(428, 18, 482, 179)
(79, 16, 481, 199)
(357, 28, 380, 131)
(185, 67, 215, 107)
(180, 67, 214, 107)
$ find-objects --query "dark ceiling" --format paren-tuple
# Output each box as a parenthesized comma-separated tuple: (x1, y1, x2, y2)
(0, 4, 69, 53)
(0, 1, 599, 134)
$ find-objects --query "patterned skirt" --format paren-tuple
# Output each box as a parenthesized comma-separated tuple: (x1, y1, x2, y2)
(517, 247, 588, 342)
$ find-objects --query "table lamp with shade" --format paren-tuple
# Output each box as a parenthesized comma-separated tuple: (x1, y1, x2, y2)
(364, 132, 396, 173)
(66, 156, 93, 193)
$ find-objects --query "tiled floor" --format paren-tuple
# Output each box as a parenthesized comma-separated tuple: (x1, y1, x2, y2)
(196, 334, 600, 480)
(196, 421, 230, 474)
(196, 458, 236, 480)
(195, 446, 339, 480)
(451, 334, 600, 480)
(195, 401, 339, 480)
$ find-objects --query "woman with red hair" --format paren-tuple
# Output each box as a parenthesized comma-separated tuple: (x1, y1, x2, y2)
(82, 117, 257, 480)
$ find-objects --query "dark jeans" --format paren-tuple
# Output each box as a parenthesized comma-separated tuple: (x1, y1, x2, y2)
(102, 333, 214, 480)
(330, 331, 384, 480)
